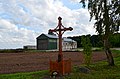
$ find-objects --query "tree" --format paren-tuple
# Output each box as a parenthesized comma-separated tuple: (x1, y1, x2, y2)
(81, 35, 92, 66)
(109, 33, 120, 47)
(80, 0, 120, 66)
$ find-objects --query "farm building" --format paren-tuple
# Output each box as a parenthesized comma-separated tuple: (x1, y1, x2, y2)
(36, 34, 58, 50)
(23, 45, 36, 50)
(36, 34, 77, 50)
(62, 38, 77, 50)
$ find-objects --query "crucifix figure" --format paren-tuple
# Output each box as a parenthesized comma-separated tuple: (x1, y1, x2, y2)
(49, 17, 73, 62)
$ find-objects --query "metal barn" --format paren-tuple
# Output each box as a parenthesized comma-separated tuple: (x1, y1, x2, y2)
(36, 34, 58, 50)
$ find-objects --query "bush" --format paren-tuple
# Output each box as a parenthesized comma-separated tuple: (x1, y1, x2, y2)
(81, 35, 92, 66)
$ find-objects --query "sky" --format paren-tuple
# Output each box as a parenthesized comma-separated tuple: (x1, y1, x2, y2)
(0, 0, 96, 49)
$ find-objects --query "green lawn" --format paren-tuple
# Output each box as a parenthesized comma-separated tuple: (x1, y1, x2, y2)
(0, 70, 49, 79)
(0, 50, 120, 79)
(64, 50, 120, 79)
(64, 58, 120, 79)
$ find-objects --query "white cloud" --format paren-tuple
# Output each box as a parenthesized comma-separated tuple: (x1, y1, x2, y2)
(0, 19, 37, 49)
(70, 0, 80, 3)
(0, 0, 96, 49)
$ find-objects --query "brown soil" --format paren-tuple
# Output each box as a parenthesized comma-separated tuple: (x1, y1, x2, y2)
(0, 51, 107, 74)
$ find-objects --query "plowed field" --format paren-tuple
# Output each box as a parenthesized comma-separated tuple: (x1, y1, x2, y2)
(0, 51, 107, 74)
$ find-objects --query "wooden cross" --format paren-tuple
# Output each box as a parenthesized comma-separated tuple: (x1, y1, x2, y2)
(49, 17, 73, 62)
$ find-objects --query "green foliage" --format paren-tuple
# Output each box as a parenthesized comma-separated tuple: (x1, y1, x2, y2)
(90, 35, 103, 47)
(69, 33, 120, 48)
(0, 49, 24, 53)
(0, 70, 48, 79)
(68, 35, 103, 48)
(81, 35, 92, 66)
(112, 49, 120, 54)
(64, 55, 120, 79)
(80, 0, 120, 66)
(80, 0, 120, 35)
(68, 36, 82, 47)
(0, 49, 50, 53)
(109, 33, 120, 47)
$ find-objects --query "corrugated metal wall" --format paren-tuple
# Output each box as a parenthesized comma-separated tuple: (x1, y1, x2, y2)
(48, 39, 57, 50)
(37, 36, 57, 50)
(37, 39, 48, 50)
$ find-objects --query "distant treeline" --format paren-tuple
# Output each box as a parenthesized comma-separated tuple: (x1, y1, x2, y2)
(68, 33, 120, 48)
(0, 49, 24, 53)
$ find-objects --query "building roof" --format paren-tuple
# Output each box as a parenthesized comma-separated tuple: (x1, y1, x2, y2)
(37, 33, 76, 42)
(44, 34, 58, 39)
(63, 38, 76, 42)
(37, 33, 58, 39)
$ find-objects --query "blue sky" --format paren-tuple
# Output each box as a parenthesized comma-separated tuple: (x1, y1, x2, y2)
(61, 0, 82, 9)
(0, 0, 95, 49)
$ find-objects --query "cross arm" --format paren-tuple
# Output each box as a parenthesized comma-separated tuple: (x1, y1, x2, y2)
(63, 27, 73, 31)
(49, 27, 73, 32)
(49, 29, 57, 32)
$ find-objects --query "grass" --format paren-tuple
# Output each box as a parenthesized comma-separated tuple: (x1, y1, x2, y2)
(112, 49, 120, 54)
(64, 58, 120, 79)
(0, 70, 49, 79)
(64, 50, 120, 79)
(75, 47, 103, 52)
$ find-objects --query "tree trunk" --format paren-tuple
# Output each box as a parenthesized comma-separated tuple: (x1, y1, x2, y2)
(104, 39, 115, 66)
(103, 0, 115, 66)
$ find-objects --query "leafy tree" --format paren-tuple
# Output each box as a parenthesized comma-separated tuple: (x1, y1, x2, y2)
(81, 35, 92, 66)
(80, 0, 120, 66)
(91, 35, 103, 47)
(68, 36, 82, 47)
(109, 33, 120, 47)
